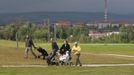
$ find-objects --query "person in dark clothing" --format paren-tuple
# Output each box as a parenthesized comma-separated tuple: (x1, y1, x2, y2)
(24, 35, 37, 59)
(49, 39, 59, 61)
(60, 40, 71, 60)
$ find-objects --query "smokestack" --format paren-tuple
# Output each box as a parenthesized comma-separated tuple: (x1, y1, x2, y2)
(104, 0, 108, 22)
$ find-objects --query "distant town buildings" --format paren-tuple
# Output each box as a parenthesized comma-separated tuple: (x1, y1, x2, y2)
(88, 31, 120, 39)
(54, 20, 134, 39)
(73, 21, 85, 27)
(55, 20, 71, 27)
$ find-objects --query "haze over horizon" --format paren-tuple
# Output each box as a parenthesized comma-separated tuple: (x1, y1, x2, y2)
(0, 0, 133, 14)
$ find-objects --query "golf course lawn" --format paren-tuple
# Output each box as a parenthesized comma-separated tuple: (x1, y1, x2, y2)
(0, 40, 134, 75)
(0, 66, 134, 75)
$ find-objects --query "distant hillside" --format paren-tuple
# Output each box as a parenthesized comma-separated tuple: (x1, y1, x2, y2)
(0, 12, 134, 25)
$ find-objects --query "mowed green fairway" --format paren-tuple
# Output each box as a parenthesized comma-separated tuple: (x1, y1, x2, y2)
(0, 40, 134, 64)
(0, 40, 134, 75)
(0, 66, 134, 75)
(1, 40, 134, 54)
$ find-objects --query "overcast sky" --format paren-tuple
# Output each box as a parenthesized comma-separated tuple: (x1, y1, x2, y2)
(0, 0, 133, 14)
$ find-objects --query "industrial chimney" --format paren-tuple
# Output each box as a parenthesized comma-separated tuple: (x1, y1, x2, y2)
(104, 0, 108, 22)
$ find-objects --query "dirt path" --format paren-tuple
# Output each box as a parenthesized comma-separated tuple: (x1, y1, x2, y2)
(82, 64, 134, 67)
(83, 52, 134, 58)
(0, 65, 47, 68)
(1, 64, 134, 67)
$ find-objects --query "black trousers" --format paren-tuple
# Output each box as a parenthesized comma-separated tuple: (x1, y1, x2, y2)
(75, 54, 82, 66)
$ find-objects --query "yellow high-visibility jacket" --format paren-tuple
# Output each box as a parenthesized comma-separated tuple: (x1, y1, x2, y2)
(72, 45, 81, 55)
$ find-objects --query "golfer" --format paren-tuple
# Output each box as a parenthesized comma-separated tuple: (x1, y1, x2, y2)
(24, 35, 37, 59)
(72, 42, 82, 66)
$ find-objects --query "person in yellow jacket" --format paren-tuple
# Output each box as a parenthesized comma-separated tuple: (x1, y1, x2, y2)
(72, 42, 82, 66)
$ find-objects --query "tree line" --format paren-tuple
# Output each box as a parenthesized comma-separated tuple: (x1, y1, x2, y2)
(0, 21, 134, 43)
(0, 21, 90, 43)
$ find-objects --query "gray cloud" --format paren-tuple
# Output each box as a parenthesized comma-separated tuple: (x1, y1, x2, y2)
(0, 0, 133, 14)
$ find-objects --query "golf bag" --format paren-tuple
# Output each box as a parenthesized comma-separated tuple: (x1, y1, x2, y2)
(36, 47, 48, 59)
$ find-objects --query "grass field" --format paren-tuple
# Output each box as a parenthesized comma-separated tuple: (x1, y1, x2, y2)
(0, 40, 134, 75)
(0, 40, 134, 64)
(0, 66, 134, 75)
